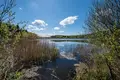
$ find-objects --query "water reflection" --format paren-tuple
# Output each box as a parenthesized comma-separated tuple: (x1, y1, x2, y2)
(39, 39, 88, 80)
(48, 39, 88, 60)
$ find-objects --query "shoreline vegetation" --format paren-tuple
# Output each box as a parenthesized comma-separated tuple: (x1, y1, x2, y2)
(73, 0, 120, 80)
(50, 34, 90, 39)
(0, 23, 59, 80)
(51, 39, 89, 43)
(0, 22, 59, 80)
(0, 0, 120, 80)
(0, 1, 58, 79)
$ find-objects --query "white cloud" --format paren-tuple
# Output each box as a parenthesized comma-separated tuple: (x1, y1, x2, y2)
(27, 25, 34, 29)
(60, 16, 78, 27)
(26, 19, 48, 33)
(19, 7, 22, 10)
(54, 27, 60, 30)
(59, 31, 64, 33)
(39, 28, 45, 31)
(27, 25, 45, 32)
(32, 20, 48, 27)
(33, 27, 45, 31)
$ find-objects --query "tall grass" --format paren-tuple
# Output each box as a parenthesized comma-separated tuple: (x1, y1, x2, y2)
(13, 39, 58, 68)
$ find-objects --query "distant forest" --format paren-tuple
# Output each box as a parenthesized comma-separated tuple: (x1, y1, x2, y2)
(50, 34, 92, 38)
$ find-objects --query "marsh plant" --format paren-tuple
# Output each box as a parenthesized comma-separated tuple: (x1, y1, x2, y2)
(13, 39, 58, 68)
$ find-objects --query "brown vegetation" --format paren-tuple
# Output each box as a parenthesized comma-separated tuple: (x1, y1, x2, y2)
(13, 39, 58, 69)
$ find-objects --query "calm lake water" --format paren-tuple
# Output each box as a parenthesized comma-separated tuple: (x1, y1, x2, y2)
(39, 39, 89, 80)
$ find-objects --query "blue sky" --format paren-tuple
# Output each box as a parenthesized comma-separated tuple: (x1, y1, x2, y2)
(1, 0, 92, 36)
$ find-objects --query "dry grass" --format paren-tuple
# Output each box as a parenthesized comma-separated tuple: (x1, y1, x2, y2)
(0, 38, 58, 80)
(13, 39, 58, 68)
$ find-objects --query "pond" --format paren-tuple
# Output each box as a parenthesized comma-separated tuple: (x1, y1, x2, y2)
(38, 39, 89, 80)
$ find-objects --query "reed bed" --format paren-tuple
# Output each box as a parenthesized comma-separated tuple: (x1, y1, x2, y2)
(13, 39, 58, 68)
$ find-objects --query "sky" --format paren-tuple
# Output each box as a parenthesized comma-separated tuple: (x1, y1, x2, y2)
(1, 0, 92, 37)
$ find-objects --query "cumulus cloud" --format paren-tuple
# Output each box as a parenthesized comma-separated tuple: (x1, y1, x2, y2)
(59, 16, 78, 27)
(27, 25, 45, 32)
(27, 25, 34, 29)
(54, 27, 60, 30)
(32, 20, 48, 27)
(26, 19, 48, 33)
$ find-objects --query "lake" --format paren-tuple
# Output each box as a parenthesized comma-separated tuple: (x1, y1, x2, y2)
(38, 39, 89, 80)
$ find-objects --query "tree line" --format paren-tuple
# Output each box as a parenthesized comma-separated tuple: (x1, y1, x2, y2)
(50, 34, 91, 39)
